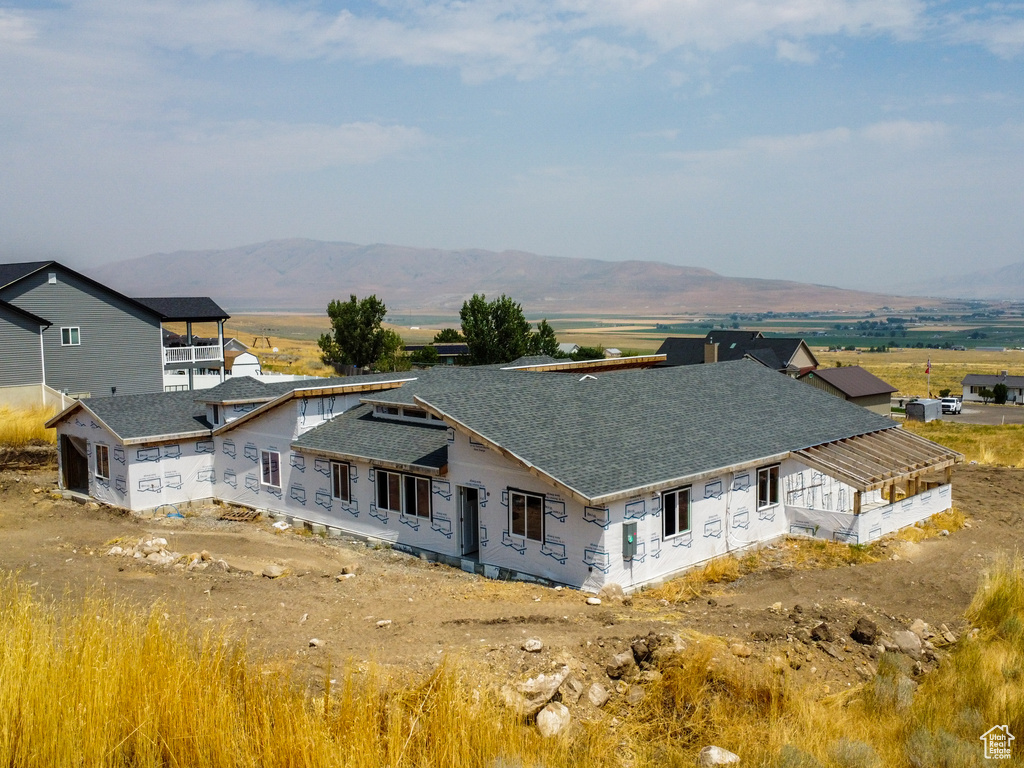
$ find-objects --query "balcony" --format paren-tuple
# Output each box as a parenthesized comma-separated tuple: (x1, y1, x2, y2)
(163, 345, 223, 367)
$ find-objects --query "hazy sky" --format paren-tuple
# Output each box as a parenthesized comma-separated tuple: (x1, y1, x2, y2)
(1, 1, 1022, 290)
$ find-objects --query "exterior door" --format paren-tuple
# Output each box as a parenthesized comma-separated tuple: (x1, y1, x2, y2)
(60, 435, 89, 493)
(458, 486, 479, 556)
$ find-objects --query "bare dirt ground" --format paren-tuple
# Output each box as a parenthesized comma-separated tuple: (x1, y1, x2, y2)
(1, 458, 1020, 700)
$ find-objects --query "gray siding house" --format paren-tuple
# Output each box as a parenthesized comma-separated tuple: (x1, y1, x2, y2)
(0, 261, 229, 406)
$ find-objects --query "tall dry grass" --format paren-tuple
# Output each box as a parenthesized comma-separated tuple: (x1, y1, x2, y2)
(0, 578, 600, 768)
(0, 405, 56, 446)
(2, 558, 1021, 767)
(903, 420, 1024, 466)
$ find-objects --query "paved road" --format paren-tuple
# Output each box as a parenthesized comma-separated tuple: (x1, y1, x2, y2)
(892, 399, 1024, 425)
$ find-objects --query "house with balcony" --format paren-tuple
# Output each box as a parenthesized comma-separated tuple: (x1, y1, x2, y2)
(47, 359, 961, 592)
(0, 260, 229, 406)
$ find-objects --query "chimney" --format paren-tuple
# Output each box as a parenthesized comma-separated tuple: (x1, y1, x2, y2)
(704, 342, 719, 364)
(1002, 370, 1009, 378)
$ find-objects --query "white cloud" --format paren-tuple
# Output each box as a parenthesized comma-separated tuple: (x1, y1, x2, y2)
(861, 120, 948, 145)
(776, 39, 818, 64)
(47, 0, 933, 81)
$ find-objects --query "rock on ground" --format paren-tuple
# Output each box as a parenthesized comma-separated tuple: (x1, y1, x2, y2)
(598, 583, 625, 602)
(893, 629, 923, 659)
(851, 617, 878, 645)
(535, 702, 570, 737)
(698, 745, 741, 766)
(501, 667, 569, 718)
(587, 682, 610, 708)
(605, 650, 636, 679)
(522, 638, 543, 653)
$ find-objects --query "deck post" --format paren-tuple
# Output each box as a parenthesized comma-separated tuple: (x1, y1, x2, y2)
(187, 321, 194, 391)
(853, 490, 861, 515)
(218, 320, 226, 383)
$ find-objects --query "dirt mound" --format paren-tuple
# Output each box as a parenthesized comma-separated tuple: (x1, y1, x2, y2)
(0, 444, 56, 470)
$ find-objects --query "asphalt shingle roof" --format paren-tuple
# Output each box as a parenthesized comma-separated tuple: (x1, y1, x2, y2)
(136, 297, 230, 321)
(293, 404, 449, 470)
(82, 390, 211, 441)
(0, 298, 49, 325)
(196, 372, 411, 404)
(0, 261, 51, 290)
(962, 373, 1024, 388)
(656, 333, 808, 370)
(416, 359, 896, 501)
(805, 366, 897, 398)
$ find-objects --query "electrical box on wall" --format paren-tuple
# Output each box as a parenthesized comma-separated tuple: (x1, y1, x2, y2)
(622, 521, 637, 560)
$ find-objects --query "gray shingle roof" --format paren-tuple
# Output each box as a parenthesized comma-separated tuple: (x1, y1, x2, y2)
(962, 373, 1024, 388)
(416, 359, 896, 501)
(804, 366, 897, 398)
(81, 390, 211, 441)
(195, 372, 409, 404)
(656, 333, 810, 370)
(293, 404, 448, 470)
(135, 297, 230, 321)
(0, 261, 51, 290)
(0, 298, 49, 326)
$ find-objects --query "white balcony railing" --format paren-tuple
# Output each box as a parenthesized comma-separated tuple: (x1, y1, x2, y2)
(163, 345, 223, 366)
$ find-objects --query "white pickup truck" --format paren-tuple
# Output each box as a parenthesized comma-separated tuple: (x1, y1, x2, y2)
(940, 397, 962, 415)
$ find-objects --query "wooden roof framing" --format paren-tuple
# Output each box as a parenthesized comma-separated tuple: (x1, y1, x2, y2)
(795, 428, 962, 492)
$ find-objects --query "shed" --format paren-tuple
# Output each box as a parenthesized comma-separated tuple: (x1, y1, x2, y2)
(799, 366, 897, 416)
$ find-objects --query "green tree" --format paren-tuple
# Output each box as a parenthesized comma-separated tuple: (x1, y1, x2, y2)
(432, 328, 464, 343)
(318, 294, 390, 371)
(979, 387, 995, 404)
(994, 382, 1009, 405)
(374, 329, 411, 372)
(571, 345, 606, 361)
(459, 294, 532, 365)
(410, 345, 440, 367)
(528, 319, 561, 357)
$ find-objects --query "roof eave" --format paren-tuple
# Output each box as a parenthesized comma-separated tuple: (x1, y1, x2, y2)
(289, 444, 446, 477)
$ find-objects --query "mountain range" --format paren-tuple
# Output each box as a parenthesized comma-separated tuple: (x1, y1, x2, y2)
(92, 239, 942, 315)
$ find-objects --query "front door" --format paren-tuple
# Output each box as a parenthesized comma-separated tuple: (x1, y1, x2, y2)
(60, 435, 89, 493)
(458, 486, 479, 556)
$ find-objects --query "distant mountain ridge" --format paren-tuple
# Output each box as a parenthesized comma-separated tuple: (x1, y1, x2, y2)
(897, 261, 1024, 301)
(92, 238, 931, 314)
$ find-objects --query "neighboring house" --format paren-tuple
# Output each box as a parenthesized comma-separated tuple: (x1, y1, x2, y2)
(657, 330, 819, 375)
(49, 359, 960, 592)
(798, 366, 897, 416)
(404, 343, 470, 365)
(961, 372, 1024, 403)
(558, 342, 580, 356)
(0, 261, 229, 405)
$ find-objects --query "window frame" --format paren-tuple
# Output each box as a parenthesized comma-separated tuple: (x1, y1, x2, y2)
(661, 485, 691, 540)
(95, 444, 109, 480)
(331, 460, 351, 502)
(375, 468, 431, 519)
(260, 449, 281, 488)
(757, 465, 780, 509)
(509, 488, 545, 542)
(61, 327, 81, 346)
(211, 404, 220, 425)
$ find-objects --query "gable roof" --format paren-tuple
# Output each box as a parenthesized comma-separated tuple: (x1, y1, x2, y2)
(292, 404, 449, 474)
(962, 373, 1024, 388)
(1, 261, 227, 324)
(46, 390, 211, 444)
(656, 333, 814, 370)
(135, 297, 230, 322)
(0, 298, 50, 326)
(802, 366, 897, 398)
(0, 261, 54, 290)
(414, 359, 898, 503)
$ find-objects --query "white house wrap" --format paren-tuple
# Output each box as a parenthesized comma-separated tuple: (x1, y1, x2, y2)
(48, 360, 961, 591)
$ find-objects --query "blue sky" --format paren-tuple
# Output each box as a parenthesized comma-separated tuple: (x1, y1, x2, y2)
(1, 0, 1022, 291)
